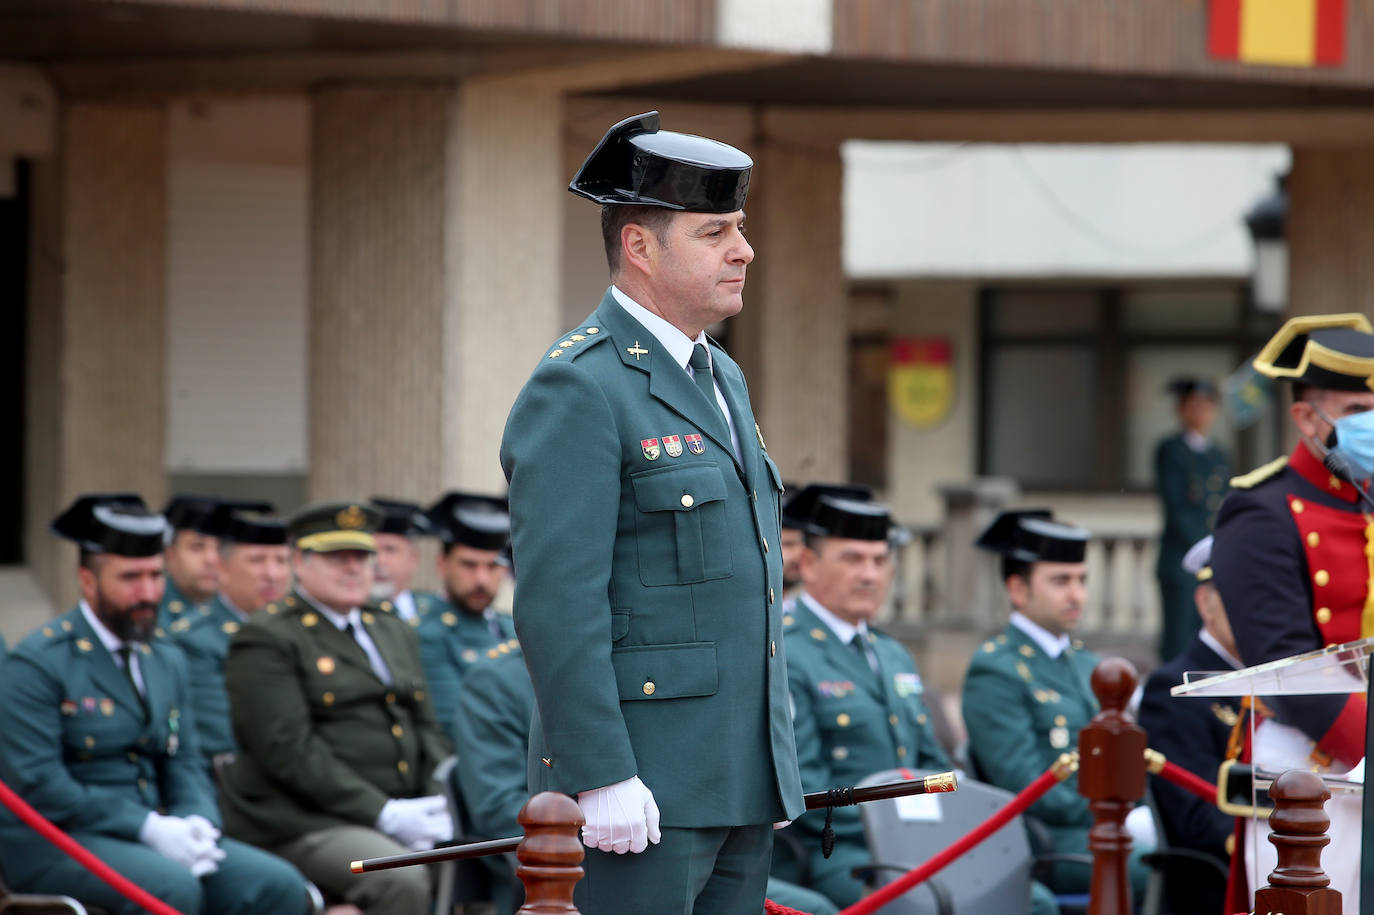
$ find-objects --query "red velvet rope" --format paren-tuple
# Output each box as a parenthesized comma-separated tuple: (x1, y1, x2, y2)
(764, 900, 814, 915)
(837, 763, 1064, 915)
(0, 776, 185, 915)
(1157, 758, 1219, 805)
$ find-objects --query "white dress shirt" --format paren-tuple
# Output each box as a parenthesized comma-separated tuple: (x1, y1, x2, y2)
(1009, 611, 1071, 660)
(300, 590, 394, 686)
(80, 601, 145, 695)
(611, 285, 742, 462)
(392, 589, 418, 623)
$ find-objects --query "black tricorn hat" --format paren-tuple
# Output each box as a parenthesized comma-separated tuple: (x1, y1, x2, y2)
(369, 497, 434, 538)
(427, 492, 510, 552)
(52, 493, 168, 558)
(807, 496, 893, 542)
(1166, 376, 1219, 400)
(1253, 313, 1374, 392)
(569, 111, 752, 213)
(975, 509, 1088, 564)
(222, 510, 288, 546)
(161, 494, 224, 535)
(782, 483, 874, 530)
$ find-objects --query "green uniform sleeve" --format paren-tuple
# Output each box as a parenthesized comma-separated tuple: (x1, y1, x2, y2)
(500, 363, 637, 793)
(962, 661, 1088, 827)
(0, 656, 150, 839)
(453, 663, 532, 838)
(157, 647, 221, 825)
(225, 623, 391, 825)
(419, 625, 463, 749)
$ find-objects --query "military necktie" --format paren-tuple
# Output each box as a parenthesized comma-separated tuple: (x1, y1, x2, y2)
(849, 633, 879, 675)
(689, 344, 721, 416)
(116, 645, 148, 718)
(345, 621, 394, 686)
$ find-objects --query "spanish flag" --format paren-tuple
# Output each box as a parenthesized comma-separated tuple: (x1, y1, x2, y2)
(1208, 0, 1345, 67)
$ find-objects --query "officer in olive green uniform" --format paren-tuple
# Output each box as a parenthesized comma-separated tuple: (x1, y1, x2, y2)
(965, 511, 1149, 900)
(0, 493, 307, 915)
(1154, 377, 1231, 662)
(169, 509, 289, 776)
(501, 112, 802, 915)
(417, 492, 515, 740)
(219, 502, 454, 915)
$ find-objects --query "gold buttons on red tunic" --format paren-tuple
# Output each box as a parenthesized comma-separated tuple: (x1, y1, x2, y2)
(1314, 569, 1330, 587)
(1316, 607, 1333, 625)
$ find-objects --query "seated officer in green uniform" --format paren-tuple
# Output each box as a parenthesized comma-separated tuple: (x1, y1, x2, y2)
(0, 493, 307, 915)
(771, 489, 950, 908)
(169, 508, 290, 779)
(965, 510, 1152, 899)
(159, 494, 230, 626)
(501, 111, 802, 915)
(368, 497, 433, 625)
(417, 491, 515, 741)
(219, 502, 454, 915)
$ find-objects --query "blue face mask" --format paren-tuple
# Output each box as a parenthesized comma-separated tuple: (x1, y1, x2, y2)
(1331, 410, 1374, 481)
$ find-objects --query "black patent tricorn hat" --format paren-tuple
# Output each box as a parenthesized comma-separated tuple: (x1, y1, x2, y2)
(52, 492, 169, 557)
(569, 111, 752, 213)
(975, 509, 1088, 564)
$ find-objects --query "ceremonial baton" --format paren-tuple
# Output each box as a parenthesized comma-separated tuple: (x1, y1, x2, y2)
(351, 770, 957, 874)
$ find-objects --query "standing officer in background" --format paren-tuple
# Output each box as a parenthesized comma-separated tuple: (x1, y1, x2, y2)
(169, 507, 290, 778)
(1154, 377, 1230, 661)
(417, 491, 515, 742)
(0, 493, 307, 915)
(368, 498, 432, 624)
(220, 502, 453, 915)
(500, 111, 802, 915)
(1137, 535, 1240, 915)
(772, 490, 949, 909)
(1211, 313, 1374, 908)
(159, 495, 229, 624)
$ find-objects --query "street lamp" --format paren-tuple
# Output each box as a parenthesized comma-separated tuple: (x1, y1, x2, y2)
(1244, 172, 1288, 314)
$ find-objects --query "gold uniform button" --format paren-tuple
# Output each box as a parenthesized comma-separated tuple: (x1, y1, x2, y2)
(1291, 498, 1305, 514)
(1317, 607, 1333, 625)
(762, 537, 769, 553)
(837, 713, 851, 727)
(84, 736, 95, 748)
(397, 760, 409, 774)
(1308, 532, 1321, 548)
(1019, 645, 1034, 658)
(323, 692, 335, 706)
(681, 494, 695, 508)
(770, 640, 777, 657)
(128, 751, 138, 762)
(386, 693, 396, 704)
(1054, 714, 1068, 727)
(1315, 569, 1330, 587)
(896, 746, 907, 758)
(916, 714, 927, 725)
(889, 714, 899, 726)
(586, 327, 600, 334)
(138, 778, 148, 790)
(391, 724, 404, 738)
(769, 588, 775, 603)
(642, 681, 656, 696)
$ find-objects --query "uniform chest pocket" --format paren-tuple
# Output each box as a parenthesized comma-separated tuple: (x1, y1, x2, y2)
(631, 463, 734, 586)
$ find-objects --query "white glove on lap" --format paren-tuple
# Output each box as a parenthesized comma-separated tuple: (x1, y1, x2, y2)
(376, 796, 453, 851)
(577, 776, 662, 854)
(139, 812, 225, 875)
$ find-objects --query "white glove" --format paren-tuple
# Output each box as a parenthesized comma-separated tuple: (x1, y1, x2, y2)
(139, 813, 225, 875)
(577, 776, 662, 854)
(773, 821, 792, 831)
(376, 796, 453, 851)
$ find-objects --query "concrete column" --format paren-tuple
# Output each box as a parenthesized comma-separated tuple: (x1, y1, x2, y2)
(1288, 147, 1374, 319)
(739, 137, 848, 482)
(25, 103, 167, 610)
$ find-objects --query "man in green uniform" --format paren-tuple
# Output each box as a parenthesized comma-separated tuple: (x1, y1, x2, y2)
(219, 502, 454, 915)
(159, 494, 230, 626)
(500, 111, 802, 915)
(368, 497, 433, 625)
(1154, 377, 1230, 661)
(417, 492, 515, 737)
(772, 490, 950, 908)
(169, 508, 290, 778)
(0, 493, 307, 915)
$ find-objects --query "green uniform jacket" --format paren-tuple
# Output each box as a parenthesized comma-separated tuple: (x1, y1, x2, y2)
(962, 623, 1099, 853)
(451, 642, 533, 840)
(774, 599, 951, 892)
(0, 608, 218, 852)
(418, 598, 516, 747)
(1155, 433, 1231, 660)
(158, 575, 209, 630)
(167, 594, 253, 760)
(218, 591, 453, 847)
(500, 291, 803, 828)
(412, 590, 448, 624)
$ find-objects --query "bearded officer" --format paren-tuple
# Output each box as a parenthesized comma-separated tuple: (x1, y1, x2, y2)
(367, 497, 432, 624)
(772, 491, 949, 908)
(1211, 313, 1374, 909)
(219, 502, 454, 915)
(169, 507, 291, 778)
(0, 493, 307, 914)
(500, 111, 802, 915)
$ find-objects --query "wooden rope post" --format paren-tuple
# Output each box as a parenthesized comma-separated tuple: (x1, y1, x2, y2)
(1253, 769, 1341, 915)
(516, 791, 585, 914)
(1080, 657, 1146, 915)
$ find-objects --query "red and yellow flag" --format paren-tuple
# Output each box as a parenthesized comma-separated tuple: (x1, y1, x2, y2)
(1209, 0, 1345, 67)
(889, 338, 953, 430)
